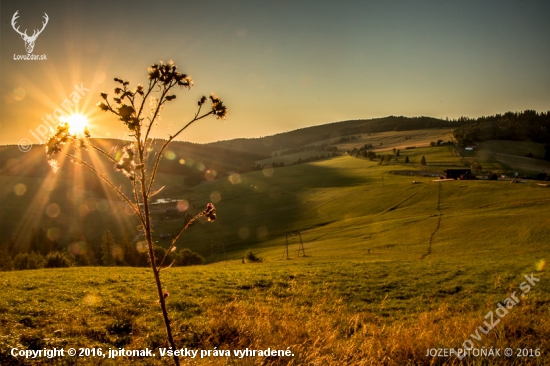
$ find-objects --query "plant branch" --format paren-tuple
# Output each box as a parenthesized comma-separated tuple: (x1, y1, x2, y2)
(64, 153, 145, 226)
(144, 81, 175, 142)
(158, 210, 206, 270)
(136, 79, 156, 119)
(132, 174, 142, 214)
(91, 144, 119, 165)
(137, 148, 180, 366)
(147, 109, 213, 195)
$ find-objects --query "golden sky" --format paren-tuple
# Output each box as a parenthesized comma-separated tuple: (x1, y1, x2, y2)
(1, 0, 549, 146)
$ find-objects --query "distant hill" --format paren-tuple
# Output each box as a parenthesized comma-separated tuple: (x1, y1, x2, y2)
(1, 116, 458, 180)
(0, 115, 458, 253)
(2, 110, 550, 264)
(210, 115, 458, 155)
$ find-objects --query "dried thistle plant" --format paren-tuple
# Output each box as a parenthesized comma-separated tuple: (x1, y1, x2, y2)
(46, 60, 227, 366)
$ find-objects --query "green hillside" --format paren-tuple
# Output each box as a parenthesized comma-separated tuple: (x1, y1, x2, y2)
(1, 144, 548, 365)
(0, 125, 454, 253)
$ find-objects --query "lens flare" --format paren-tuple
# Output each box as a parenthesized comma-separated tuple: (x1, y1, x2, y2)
(257, 226, 268, 239)
(229, 172, 242, 185)
(14, 183, 27, 196)
(263, 165, 274, 177)
(136, 241, 148, 253)
(69, 241, 86, 256)
(205, 169, 217, 181)
(47, 227, 60, 241)
(165, 150, 176, 160)
(177, 200, 189, 212)
(46, 203, 60, 218)
(238, 227, 250, 239)
(210, 191, 221, 203)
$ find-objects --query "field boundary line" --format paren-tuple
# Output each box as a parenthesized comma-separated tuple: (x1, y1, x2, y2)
(421, 183, 442, 259)
(378, 184, 428, 215)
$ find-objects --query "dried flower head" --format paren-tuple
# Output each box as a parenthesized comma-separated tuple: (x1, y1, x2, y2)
(45, 122, 71, 157)
(203, 203, 216, 222)
(97, 102, 109, 112)
(115, 145, 136, 179)
(209, 93, 228, 120)
(47, 159, 60, 173)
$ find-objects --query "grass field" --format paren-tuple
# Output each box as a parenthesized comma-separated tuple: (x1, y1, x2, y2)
(1, 145, 549, 365)
(457, 140, 550, 175)
(255, 128, 453, 166)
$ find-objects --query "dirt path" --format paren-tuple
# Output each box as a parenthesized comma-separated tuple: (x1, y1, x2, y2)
(421, 183, 442, 259)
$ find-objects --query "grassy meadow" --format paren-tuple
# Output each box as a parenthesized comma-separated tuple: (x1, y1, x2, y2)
(1, 143, 549, 365)
(457, 140, 550, 175)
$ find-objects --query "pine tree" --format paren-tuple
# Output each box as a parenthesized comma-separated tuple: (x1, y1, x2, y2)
(420, 156, 427, 166)
(405, 156, 409, 163)
(101, 230, 115, 266)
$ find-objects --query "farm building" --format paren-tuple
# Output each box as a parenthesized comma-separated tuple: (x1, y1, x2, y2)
(444, 169, 472, 179)
(459, 172, 478, 180)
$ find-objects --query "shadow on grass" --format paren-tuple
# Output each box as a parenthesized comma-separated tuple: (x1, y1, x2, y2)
(178, 160, 368, 260)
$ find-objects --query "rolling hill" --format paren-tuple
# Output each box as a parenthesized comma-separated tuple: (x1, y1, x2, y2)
(1, 141, 548, 365)
(0, 116, 460, 252)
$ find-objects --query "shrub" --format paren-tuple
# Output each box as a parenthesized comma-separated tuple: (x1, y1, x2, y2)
(175, 248, 205, 266)
(244, 250, 262, 263)
(44, 251, 74, 268)
(154, 246, 169, 267)
(13, 252, 45, 270)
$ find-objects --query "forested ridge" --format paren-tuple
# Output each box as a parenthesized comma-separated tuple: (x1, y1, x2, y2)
(453, 110, 550, 146)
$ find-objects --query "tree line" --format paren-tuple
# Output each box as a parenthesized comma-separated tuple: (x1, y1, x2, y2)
(0, 229, 204, 271)
(453, 110, 550, 148)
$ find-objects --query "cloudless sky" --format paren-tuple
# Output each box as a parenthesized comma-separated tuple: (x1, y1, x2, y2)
(1, 0, 549, 145)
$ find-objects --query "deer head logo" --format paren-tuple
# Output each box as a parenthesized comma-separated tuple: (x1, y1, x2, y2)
(11, 11, 49, 54)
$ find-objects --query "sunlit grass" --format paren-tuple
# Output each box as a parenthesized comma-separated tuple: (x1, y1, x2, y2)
(1, 259, 547, 365)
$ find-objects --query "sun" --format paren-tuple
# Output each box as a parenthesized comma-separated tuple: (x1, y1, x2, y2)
(64, 114, 89, 135)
